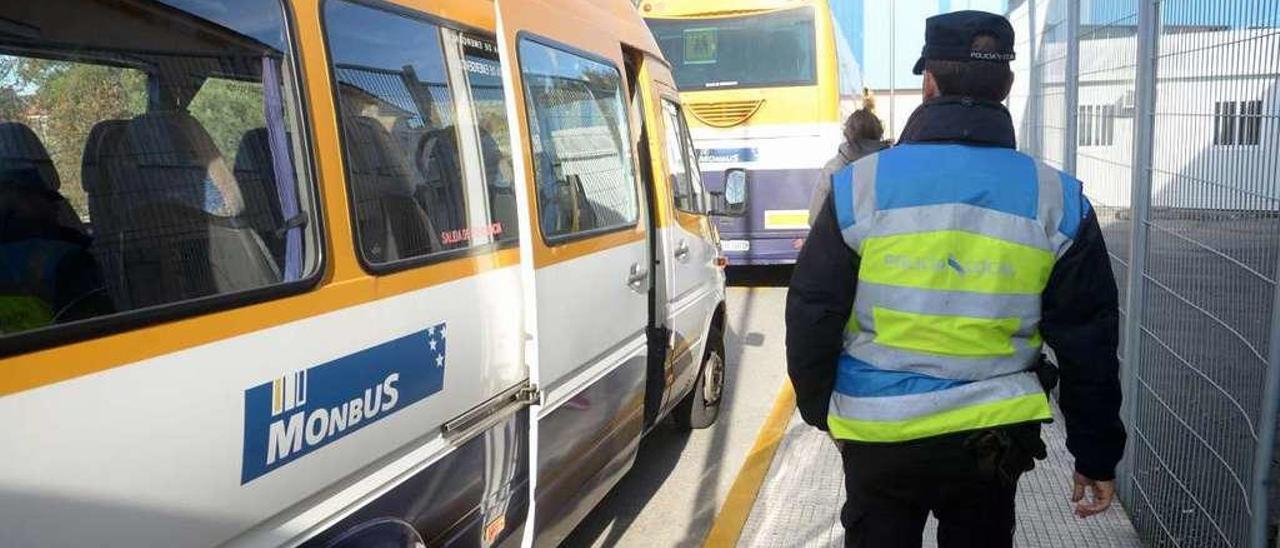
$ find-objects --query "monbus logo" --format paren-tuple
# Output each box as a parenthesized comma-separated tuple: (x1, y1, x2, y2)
(241, 324, 448, 483)
(271, 370, 308, 416)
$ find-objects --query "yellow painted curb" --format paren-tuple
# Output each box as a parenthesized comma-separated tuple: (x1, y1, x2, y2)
(703, 381, 797, 548)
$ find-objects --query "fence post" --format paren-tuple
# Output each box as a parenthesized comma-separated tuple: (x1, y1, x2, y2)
(1118, 0, 1160, 495)
(1026, 0, 1040, 158)
(1062, 0, 1079, 175)
(1253, 254, 1280, 546)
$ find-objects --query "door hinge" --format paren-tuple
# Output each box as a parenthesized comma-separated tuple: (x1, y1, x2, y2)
(517, 383, 544, 406)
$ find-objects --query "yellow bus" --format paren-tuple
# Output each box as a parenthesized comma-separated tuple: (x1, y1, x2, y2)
(642, 0, 861, 264)
(0, 0, 743, 545)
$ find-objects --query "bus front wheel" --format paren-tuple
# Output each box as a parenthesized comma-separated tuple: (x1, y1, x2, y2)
(674, 327, 725, 430)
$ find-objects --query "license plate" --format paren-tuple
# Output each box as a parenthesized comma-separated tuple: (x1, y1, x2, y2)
(721, 239, 750, 252)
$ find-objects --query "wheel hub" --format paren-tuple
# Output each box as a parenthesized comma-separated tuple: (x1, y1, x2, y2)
(703, 351, 724, 405)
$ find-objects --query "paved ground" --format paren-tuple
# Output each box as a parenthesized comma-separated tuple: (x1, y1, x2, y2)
(562, 262, 1157, 548)
(563, 267, 794, 548)
(739, 406, 1143, 547)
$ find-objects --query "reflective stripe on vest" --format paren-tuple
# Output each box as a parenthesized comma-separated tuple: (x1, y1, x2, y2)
(826, 144, 1090, 442)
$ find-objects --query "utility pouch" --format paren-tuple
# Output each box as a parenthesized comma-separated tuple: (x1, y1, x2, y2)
(965, 424, 1046, 486)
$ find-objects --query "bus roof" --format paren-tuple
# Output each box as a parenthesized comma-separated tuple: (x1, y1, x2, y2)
(524, 0, 662, 55)
(638, 0, 825, 18)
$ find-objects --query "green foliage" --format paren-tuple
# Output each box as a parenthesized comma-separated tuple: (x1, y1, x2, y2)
(188, 78, 266, 166)
(2, 57, 270, 214)
(0, 57, 23, 121)
(0, 88, 22, 122)
(6, 59, 146, 213)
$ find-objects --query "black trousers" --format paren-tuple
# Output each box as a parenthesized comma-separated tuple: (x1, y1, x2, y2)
(839, 425, 1039, 548)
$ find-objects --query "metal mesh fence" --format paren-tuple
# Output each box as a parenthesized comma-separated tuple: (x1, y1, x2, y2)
(1008, 1, 1280, 545)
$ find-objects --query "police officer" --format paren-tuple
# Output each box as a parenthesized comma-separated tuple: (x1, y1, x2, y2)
(786, 11, 1126, 548)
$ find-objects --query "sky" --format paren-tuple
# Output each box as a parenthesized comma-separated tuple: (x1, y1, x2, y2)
(835, 0, 1277, 91)
(832, 0, 1008, 91)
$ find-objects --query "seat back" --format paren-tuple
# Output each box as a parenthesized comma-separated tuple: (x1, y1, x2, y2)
(81, 119, 132, 307)
(84, 110, 278, 309)
(342, 115, 437, 262)
(234, 127, 286, 266)
(0, 122, 111, 329)
(0, 122, 84, 231)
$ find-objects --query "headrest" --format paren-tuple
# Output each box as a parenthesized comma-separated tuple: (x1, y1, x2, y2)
(81, 120, 130, 197)
(0, 122, 60, 191)
(234, 127, 272, 174)
(120, 111, 245, 217)
(342, 116, 415, 196)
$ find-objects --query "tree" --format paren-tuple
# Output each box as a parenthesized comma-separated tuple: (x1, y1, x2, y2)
(0, 56, 24, 121)
(187, 77, 266, 165)
(13, 59, 146, 212)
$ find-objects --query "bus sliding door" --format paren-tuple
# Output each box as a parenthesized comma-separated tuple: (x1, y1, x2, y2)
(494, 1, 652, 545)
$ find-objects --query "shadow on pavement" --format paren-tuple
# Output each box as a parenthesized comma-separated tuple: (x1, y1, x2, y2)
(563, 287, 764, 547)
(672, 294, 757, 547)
(560, 421, 692, 547)
(727, 265, 794, 288)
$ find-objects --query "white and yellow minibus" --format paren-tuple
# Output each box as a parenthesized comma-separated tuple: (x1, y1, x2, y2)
(0, 0, 738, 545)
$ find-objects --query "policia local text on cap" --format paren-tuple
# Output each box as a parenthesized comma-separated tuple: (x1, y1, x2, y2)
(786, 10, 1127, 548)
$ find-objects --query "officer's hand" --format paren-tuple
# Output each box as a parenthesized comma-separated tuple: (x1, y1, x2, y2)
(1071, 472, 1115, 518)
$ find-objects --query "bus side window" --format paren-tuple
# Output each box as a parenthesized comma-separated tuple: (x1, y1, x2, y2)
(660, 99, 700, 214)
(675, 104, 708, 214)
(442, 30, 518, 246)
(0, 0, 316, 340)
(517, 39, 639, 240)
(326, 1, 514, 267)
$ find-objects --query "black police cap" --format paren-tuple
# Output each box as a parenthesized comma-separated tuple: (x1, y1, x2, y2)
(912, 10, 1016, 75)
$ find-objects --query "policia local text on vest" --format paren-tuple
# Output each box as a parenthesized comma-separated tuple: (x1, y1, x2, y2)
(785, 10, 1126, 548)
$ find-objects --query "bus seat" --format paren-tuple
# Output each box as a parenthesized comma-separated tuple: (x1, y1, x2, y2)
(234, 128, 286, 266)
(85, 110, 278, 309)
(81, 119, 132, 309)
(481, 130, 517, 240)
(0, 122, 113, 331)
(416, 127, 466, 247)
(342, 115, 437, 262)
(0, 122, 85, 231)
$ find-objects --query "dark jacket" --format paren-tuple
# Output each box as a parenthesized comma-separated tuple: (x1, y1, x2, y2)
(785, 96, 1127, 481)
(807, 138, 890, 225)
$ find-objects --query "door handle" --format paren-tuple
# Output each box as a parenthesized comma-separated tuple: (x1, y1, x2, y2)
(627, 263, 649, 291)
(674, 240, 690, 261)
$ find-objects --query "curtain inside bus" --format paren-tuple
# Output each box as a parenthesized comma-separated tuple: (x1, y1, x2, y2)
(645, 7, 817, 91)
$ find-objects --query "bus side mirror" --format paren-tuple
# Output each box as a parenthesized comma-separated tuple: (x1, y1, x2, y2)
(710, 168, 748, 217)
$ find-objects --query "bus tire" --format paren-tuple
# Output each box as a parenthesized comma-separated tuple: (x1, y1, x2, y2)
(674, 327, 725, 430)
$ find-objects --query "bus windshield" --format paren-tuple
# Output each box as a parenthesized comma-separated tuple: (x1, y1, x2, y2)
(647, 7, 817, 91)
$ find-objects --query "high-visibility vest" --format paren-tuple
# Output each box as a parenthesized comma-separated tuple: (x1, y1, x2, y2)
(827, 143, 1089, 443)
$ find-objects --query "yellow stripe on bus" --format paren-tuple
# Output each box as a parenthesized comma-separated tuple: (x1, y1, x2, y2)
(0, 249, 521, 397)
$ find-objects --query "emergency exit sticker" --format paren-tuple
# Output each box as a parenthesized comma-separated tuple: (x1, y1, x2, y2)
(684, 28, 718, 65)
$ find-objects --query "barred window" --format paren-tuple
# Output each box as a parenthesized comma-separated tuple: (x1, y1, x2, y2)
(518, 39, 639, 241)
(1078, 104, 1114, 147)
(1214, 100, 1262, 146)
(325, 0, 515, 269)
(661, 99, 706, 213)
(0, 0, 317, 339)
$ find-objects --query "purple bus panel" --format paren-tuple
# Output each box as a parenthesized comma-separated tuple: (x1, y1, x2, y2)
(704, 167, 821, 265)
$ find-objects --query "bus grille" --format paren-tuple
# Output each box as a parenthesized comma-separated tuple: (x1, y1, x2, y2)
(687, 100, 764, 128)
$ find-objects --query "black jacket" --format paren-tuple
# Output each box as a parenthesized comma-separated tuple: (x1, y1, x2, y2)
(785, 96, 1127, 481)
